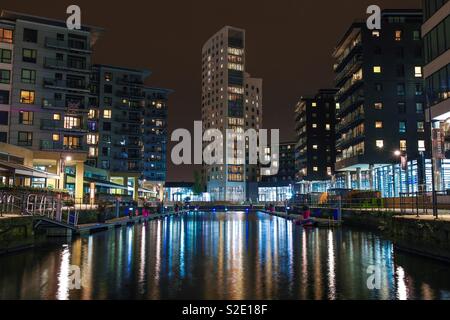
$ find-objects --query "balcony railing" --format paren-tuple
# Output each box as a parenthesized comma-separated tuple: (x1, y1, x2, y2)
(42, 98, 86, 110)
(114, 128, 142, 135)
(40, 119, 87, 133)
(116, 78, 144, 87)
(43, 78, 90, 92)
(44, 58, 90, 72)
(116, 90, 146, 99)
(114, 116, 142, 123)
(336, 134, 365, 148)
(45, 37, 91, 53)
(336, 112, 365, 133)
(40, 140, 86, 152)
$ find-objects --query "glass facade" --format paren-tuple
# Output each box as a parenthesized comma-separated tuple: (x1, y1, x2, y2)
(258, 186, 293, 202)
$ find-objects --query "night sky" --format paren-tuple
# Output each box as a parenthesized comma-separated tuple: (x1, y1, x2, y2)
(2, 0, 421, 181)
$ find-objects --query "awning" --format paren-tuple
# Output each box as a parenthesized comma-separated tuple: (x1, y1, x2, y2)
(85, 176, 129, 191)
(0, 160, 60, 179)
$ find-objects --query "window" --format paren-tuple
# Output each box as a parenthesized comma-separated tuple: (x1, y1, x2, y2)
(397, 102, 406, 113)
(63, 136, 81, 149)
(313, 145, 318, 150)
(0, 28, 13, 43)
(88, 147, 97, 157)
(103, 109, 112, 119)
(416, 103, 424, 113)
(19, 111, 33, 125)
(52, 134, 60, 142)
(376, 140, 384, 149)
(325, 124, 331, 131)
(0, 90, 9, 104)
(374, 102, 383, 110)
(0, 49, 12, 63)
(0, 111, 8, 125)
(372, 30, 380, 38)
(415, 66, 423, 78)
(397, 84, 405, 96)
(21, 69, 36, 84)
(0, 70, 10, 84)
(400, 140, 407, 152)
(312, 123, 317, 128)
(23, 28, 37, 43)
(415, 84, 423, 95)
(104, 84, 112, 94)
(18, 132, 33, 146)
(20, 90, 35, 104)
(399, 121, 407, 133)
(375, 121, 383, 129)
(395, 30, 403, 41)
(312, 102, 317, 107)
(375, 83, 383, 92)
(103, 122, 111, 131)
(22, 49, 37, 63)
(418, 140, 426, 152)
(396, 65, 405, 77)
(417, 121, 425, 132)
(104, 72, 112, 82)
(373, 66, 382, 73)
(87, 134, 98, 145)
(64, 116, 81, 129)
(413, 30, 420, 41)
(313, 167, 318, 172)
(0, 132, 6, 143)
(53, 113, 61, 121)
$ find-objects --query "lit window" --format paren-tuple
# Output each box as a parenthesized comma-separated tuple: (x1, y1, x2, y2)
(417, 121, 424, 132)
(19, 111, 33, 125)
(336, 103, 340, 110)
(400, 140, 407, 151)
(87, 134, 98, 145)
(375, 121, 383, 129)
(373, 66, 382, 73)
(414, 66, 422, 78)
(374, 102, 383, 110)
(325, 124, 331, 131)
(418, 140, 426, 152)
(20, 90, 35, 104)
(312, 123, 317, 128)
(327, 167, 332, 175)
(312, 102, 317, 107)
(399, 121, 406, 133)
(103, 109, 112, 119)
(313, 145, 318, 150)
(88, 109, 96, 119)
(313, 167, 318, 172)
(88, 147, 98, 157)
(52, 134, 59, 141)
(372, 30, 380, 38)
(376, 140, 384, 148)
(104, 72, 112, 82)
(53, 113, 61, 121)
(395, 30, 402, 41)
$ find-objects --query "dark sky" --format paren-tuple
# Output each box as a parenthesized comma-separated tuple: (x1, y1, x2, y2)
(2, 0, 421, 181)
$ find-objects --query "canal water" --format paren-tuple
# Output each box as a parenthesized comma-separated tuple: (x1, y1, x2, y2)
(0, 211, 450, 300)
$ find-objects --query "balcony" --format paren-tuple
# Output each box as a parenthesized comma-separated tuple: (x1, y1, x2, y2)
(44, 58, 91, 73)
(116, 90, 145, 99)
(335, 76, 363, 103)
(116, 77, 144, 87)
(114, 152, 142, 160)
(42, 98, 86, 110)
(336, 112, 365, 133)
(335, 153, 365, 171)
(45, 37, 91, 53)
(43, 78, 90, 93)
(334, 55, 363, 87)
(40, 119, 87, 133)
(40, 140, 86, 152)
(114, 116, 142, 124)
(114, 127, 141, 135)
(334, 41, 362, 73)
(336, 134, 365, 149)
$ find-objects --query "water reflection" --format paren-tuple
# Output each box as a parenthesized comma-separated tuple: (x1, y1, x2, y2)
(0, 211, 450, 300)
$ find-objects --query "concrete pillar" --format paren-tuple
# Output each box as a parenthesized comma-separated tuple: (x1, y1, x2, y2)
(75, 162, 84, 203)
(369, 165, 374, 190)
(57, 159, 65, 190)
(356, 168, 362, 190)
(133, 177, 139, 201)
(346, 172, 352, 189)
(123, 177, 128, 196)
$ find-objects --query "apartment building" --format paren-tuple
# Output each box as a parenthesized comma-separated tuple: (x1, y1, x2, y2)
(201, 26, 263, 201)
(333, 9, 429, 195)
(0, 10, 102, 200)
(294, 89, 337, 184)
(423, 0, 450, 190)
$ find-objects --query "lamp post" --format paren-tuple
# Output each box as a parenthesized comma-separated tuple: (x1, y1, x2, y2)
(426, 93, 438, 219)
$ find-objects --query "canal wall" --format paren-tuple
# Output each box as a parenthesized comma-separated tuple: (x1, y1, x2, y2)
(311, 208, 450, 262)
(0, 216, 45, 255)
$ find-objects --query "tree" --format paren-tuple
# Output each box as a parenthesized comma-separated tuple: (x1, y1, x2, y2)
(193, 170, 203, 195)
